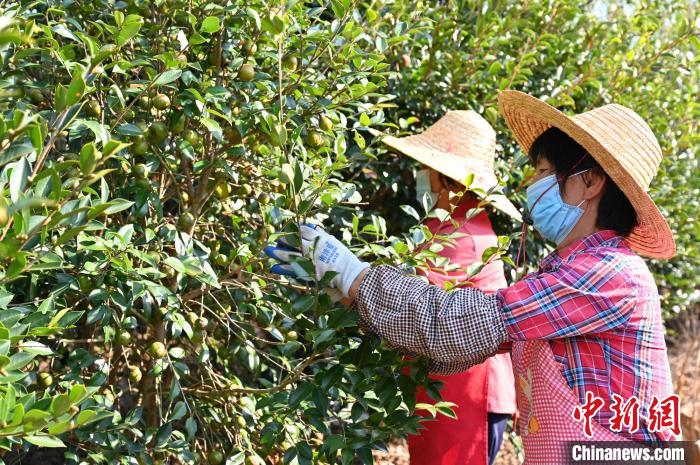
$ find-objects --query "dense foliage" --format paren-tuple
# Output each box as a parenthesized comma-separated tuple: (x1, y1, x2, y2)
(0, 0, 696, 464)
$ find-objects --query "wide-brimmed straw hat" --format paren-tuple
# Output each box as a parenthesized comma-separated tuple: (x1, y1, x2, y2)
(369, 111, 522, 220)
(498, 90, 675, 259)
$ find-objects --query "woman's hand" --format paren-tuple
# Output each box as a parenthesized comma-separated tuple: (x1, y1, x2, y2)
(264, 224, 370, 299)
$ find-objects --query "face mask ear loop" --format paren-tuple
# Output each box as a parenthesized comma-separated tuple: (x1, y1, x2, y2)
(517, 152, 592, 276)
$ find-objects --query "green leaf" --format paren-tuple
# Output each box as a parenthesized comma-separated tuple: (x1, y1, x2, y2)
(153, 69, 182, 87)
(75, 409, 97, 425)
(200, 17, 221, 34)
(10, 157, 31, 202)
(51, 393, 71, 417)
(69, 384, 87, 404)
(79, 142, 97, 175)
(116, 14, 143, 46)
(65, 73, 85, 107)
(22, 409, 51, 432)
(24, 435, 66, 448)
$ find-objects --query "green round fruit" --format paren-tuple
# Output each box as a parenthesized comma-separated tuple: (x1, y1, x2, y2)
(38, 372, 53, 387)
(196, 317, 209, 330)
(307, 130, 326, 148)
(215, 183, 232, 199)
(208, 451, 224, 465)
(241, 40, 257, 56)
(27, 88, 43, 104)
(128, 366, 142, 383)
(132, 163, 149, 178)
(0, 206, 9, 227)
(77, 275, 92, 292)
(214, 253, 228, 267)
(283, 55, 298, 71)
(131, 140, 149, 156)
(138, 96, 151, 110)
(123, 108, 135, 122)
(285, 330, 298, 342)
(86, 100, 101, 118)
(319, 115, 333, 131)
(147, 341, 167, 359)
(116, 331, 132, 345)
(183, 129, 199, 145)
(147, 122, 168, 144)
(238, 64, 255, 82)
(237, 416, 247, 428)
(152, 93, 170, 110)
(224, 126, 242, 145)
(178, 211, 196, 230)
(257, 193, 270, 205)
(237, 184, 253, 196)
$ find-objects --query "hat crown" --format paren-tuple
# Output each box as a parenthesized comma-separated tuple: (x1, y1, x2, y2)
(420, 110, 497, 173)
(572, 104, 662, 191)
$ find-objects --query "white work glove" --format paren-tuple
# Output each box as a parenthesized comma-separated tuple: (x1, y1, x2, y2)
(264, 224, 369, 297)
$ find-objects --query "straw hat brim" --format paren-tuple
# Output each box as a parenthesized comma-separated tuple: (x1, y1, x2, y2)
(498, 91, 675, 259)
(369, 128, 522, 220)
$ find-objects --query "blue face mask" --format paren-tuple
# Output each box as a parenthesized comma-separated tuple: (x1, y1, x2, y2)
(525, 171, 589, 245)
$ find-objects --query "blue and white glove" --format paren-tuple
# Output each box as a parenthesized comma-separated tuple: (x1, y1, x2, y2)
(264, 224, 369, 298)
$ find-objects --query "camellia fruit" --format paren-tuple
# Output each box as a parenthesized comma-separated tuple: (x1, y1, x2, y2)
(147, 341, 167, 359)
(116, 331, 132, 345)
(283, 55, 298, 71)
(207, 451, 224, 465)
(319, 115, 333, 131)
(224, 126, 242, 145)
(133, 163, 149, 178)
(86, 100, 101, 118)
(178, 211, 196, 230)
(129, 366, 142, 383)
(152, 93, 171, 110)
(0, 206, 8, 226)
(138, 96, 151, 110)
(238, 64, 255, 82)
(147, 122, 168, 144)
(215, 182, 232, 199)
(131, 140, 149, 156)
(285, 330, 298, 342)
(183, 129, 199, 145)
(237, 184, 253, 196)
(307, 130, 326, 148)
(38, 372, 53, 387)
(241, 40, 257, 56)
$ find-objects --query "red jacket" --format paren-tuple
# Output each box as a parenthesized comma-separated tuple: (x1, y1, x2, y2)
(408, 199, 516, 465)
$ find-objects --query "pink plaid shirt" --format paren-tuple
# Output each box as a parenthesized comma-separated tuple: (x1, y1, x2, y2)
(497, 230, 675, 444)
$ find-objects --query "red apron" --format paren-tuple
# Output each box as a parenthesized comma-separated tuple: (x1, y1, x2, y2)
(408, 201, 516, 465)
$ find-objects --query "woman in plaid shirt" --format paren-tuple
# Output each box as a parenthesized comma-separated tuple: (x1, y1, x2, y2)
(266, 91, 680, 460)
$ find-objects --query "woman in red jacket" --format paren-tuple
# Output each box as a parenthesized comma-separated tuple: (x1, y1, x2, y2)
(371, 111, 518, 465)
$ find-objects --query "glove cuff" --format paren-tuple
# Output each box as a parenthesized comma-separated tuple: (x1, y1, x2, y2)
(338, 260, 371, 297)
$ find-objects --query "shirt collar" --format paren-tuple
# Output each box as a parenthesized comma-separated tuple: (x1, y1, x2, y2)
(540, 230, 624, 270)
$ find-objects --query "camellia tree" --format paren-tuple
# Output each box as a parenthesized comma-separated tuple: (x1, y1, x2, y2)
(0, 0, 490, 464)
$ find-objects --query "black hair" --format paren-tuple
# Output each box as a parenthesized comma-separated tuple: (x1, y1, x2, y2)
(528, 127, 638, 237)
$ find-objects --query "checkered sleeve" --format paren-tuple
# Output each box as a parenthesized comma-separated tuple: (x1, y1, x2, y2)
(353, 265, 508, 375)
